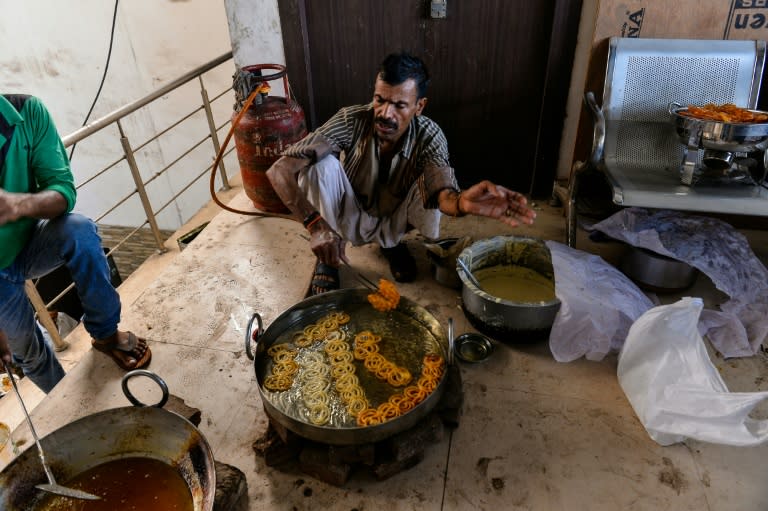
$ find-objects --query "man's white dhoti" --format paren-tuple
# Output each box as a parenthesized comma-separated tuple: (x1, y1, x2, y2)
(298, 155, 441, 248)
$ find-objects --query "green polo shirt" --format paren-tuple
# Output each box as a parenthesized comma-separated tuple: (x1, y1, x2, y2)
(0, 95, 76, 269)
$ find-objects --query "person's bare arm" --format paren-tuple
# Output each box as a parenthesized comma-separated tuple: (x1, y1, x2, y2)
(437, 180, 536, 227)
(266, 156, 317, 221)
(0, 189, 68, 225)
(266, 156, 347, 266)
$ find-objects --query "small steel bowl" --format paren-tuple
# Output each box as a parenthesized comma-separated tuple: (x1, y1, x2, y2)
(454, 333, 494, 363)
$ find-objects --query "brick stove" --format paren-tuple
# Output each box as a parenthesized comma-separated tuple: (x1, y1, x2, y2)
(252, 364, 463, 486)
(166, 395, 249, 511)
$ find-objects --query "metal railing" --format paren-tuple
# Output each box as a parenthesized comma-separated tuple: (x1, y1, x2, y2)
(29, 51, 238, 350)
(64, 51, 235, 250)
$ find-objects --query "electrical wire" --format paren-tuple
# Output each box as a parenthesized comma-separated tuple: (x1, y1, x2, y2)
(68, 0, 119, 162)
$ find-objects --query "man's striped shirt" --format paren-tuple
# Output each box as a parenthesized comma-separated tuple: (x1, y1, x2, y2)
(282, 103, 458, 216)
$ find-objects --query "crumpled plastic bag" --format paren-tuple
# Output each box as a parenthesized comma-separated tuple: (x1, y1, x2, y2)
(546, 241, 654, 362)
(618, 296, 768, 446)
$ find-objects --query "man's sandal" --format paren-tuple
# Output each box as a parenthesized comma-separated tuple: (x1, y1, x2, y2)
(307, 261, 340, 297)
(91, 332, 152, 370)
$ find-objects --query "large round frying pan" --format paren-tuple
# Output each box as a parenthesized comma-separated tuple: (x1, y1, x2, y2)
(246, 288, 451, 445)
(0, 371, 216, 511)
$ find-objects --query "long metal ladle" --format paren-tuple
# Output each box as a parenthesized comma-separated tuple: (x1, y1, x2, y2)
(2, 360, 101, 501)
(456, 257, 484, 291)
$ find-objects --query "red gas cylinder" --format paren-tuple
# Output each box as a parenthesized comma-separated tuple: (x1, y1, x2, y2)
(232, 64, 307, 213)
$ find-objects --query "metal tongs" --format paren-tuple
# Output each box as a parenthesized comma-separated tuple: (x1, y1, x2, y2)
(341, 260, 381, 292)
(2, 360, 101, 501)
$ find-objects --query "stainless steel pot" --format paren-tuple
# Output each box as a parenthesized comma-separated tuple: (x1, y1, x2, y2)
(0, 371, 216, 511)
(457, 236, 561, 343)
(246, 288, 450, 445)
(620, 246, 698, 292)
(668, 102, 768, 153)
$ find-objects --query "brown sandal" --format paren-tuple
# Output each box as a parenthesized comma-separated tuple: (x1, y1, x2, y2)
(91, 332, 152, 370)
(306, 260, 340, 298)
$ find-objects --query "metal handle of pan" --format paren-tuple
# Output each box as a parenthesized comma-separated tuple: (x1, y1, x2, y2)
(668, 101, 683, 115)
(121, 370, 169, 408)
(245, 312, 264, 360)
(447, 317, 455, 366)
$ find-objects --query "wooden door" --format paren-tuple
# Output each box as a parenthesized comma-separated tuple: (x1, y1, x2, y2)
(278, 0, 581, 197)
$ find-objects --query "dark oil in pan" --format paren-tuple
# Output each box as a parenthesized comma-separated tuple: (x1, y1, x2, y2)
(33, 457, 193, 511)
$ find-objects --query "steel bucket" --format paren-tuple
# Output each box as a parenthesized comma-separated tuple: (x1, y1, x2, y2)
(457, 235, 561, 342)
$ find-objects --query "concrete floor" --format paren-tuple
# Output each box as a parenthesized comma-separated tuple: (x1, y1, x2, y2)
(2, 186, 768, 510)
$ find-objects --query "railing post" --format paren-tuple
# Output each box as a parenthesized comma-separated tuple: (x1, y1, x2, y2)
(117, 119, 167, 253)
(199, 75, 231, 191)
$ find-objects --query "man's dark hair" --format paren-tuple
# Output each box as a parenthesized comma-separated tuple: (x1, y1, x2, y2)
(378, 52, 431, 99)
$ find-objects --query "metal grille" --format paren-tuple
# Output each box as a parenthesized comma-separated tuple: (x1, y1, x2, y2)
(613, 56, 740, 170)
(621, 56, 739, 122)
(615, 121, 686, 171)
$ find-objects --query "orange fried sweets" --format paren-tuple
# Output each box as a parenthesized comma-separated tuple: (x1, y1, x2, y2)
(367, 278, 400, 311)
(355, 353, 445, 427)
(681, 103, 768, 123)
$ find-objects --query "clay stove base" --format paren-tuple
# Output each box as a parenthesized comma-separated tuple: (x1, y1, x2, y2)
(213, 461, 248, 511)
(253, 364, 463, 487)
(165, 394, 248, 511)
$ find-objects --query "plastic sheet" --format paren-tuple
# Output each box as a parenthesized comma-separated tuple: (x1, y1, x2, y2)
(592, 207, 768, 357)
(618, 297, 768, 446)
(546, 241, 653, 362)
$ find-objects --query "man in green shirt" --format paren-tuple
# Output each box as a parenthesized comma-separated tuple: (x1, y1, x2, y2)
(0, 94, 151, 393)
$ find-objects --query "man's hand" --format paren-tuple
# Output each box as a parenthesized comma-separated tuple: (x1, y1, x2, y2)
(446, 180, 536, 227)
(309, 219, 348, 267)
(0, 330, 13, 366)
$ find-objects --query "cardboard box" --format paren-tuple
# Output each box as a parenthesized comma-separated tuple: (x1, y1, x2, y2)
(561, 0, 768, 179)
(595, 1, 768, 42)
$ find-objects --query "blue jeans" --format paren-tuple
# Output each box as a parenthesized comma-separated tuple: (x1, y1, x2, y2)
(0, 214, 121, 393)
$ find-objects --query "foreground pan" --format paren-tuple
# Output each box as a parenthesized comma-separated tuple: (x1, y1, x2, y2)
(0, 371, 215, 511)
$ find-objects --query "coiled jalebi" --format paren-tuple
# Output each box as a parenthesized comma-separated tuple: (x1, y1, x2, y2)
(367, 279, 400, 311)
(298, 351, 331, 425)
(355, 353, 445, 427)
(355, 331, 412, 387)
(264, 344, 299, 391)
